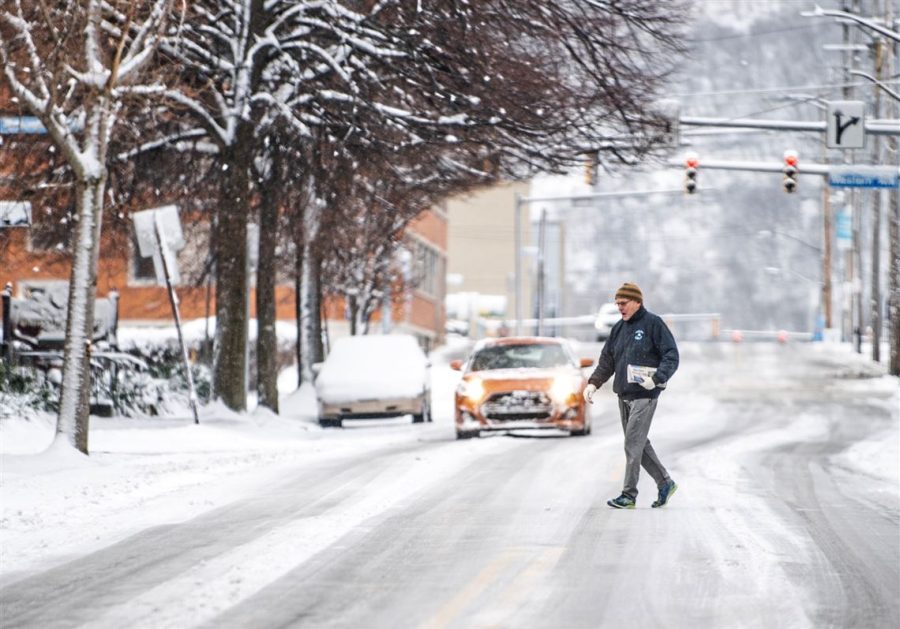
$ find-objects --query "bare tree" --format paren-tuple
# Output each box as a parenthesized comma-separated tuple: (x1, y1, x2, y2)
(141, 0, 685, 402)
(320, 143, 490, 336)
(1, 0, 173, 453)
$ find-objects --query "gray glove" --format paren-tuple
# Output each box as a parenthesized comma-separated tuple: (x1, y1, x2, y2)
(583, 383, 597, 404)
(637, 375, 657, 391)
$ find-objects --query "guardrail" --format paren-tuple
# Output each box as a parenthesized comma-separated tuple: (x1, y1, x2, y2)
(722, 329, 814, 343)
(465, 312, 816, 344)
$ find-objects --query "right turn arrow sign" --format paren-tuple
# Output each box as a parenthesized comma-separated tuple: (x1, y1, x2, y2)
(826, 101, 866, 149)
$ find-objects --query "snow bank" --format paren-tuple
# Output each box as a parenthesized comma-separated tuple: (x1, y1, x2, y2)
(830, 375, 899, 485)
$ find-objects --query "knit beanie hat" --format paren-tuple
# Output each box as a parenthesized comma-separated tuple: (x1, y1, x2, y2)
(615, 282, 643, 303)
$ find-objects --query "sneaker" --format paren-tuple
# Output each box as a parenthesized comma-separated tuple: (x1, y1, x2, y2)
(651, 479, 677, 508)
(607, 494, 636, 509)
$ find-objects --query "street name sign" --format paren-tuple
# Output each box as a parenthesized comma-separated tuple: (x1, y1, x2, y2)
(828, 165, 898, 188)
(0, 116, 46, 135)
(826, 101, 865, 149)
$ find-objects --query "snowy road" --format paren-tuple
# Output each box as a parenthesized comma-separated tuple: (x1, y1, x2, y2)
(1, 342, 898, 628)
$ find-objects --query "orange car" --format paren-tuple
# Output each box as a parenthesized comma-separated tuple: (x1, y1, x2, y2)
(450, 337, 594, 439)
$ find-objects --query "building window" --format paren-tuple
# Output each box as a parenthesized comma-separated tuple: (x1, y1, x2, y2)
(411, 239, 439, 298)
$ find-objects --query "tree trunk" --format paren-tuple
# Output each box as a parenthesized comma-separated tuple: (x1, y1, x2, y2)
(256, 184, 279, 413)
(312, 253, 324, 362)
(56, 174, 106, 454)
(348, 295, 358, 335)
(300, 245, 324, 375)
(212, 142, 251, 411)
(295, 240, 305, 386)
(299, 209, 322, 383)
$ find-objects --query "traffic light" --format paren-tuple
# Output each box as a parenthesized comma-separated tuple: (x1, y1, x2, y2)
(684, 153, 699, 194)
(584, 152, 597, 187)
(782, 150, 798, 193)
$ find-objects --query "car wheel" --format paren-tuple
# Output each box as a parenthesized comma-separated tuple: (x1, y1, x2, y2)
(570, 426, 588, 437)
(319, 417, 342, 428)
(456, 429, 479, 440)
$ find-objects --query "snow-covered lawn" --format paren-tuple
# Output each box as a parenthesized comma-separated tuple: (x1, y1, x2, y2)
(0, 339, 469, 579)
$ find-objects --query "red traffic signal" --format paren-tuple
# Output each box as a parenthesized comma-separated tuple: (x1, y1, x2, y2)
(782, 150, 798, 193)
(684, 152, 699, 194)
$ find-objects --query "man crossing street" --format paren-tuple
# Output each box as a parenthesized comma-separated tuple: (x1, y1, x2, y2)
(583, 282, 679, 509)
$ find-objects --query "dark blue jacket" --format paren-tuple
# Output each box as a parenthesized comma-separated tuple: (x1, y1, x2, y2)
(588, 305, 679, 400)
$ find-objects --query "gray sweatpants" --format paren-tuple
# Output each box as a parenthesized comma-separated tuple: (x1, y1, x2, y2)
(618, 397, 670, 500)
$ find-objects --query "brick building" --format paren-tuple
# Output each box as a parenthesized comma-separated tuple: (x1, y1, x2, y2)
(0, 90, 447, 349)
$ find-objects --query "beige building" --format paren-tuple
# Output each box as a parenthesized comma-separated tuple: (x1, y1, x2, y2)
(446, 181, 538, 335)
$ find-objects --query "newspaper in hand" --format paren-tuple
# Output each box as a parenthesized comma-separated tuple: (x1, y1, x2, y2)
(627, 364, 660, 387)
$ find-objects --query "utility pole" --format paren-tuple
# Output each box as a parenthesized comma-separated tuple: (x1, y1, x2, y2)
(842, 6, 854, 347)
(887, 0, 900, 375)
(848, 0, 864, 353)
(871, 33, 885, 361)
(536, 208, 547, 336)
(822, 141, 833, 330)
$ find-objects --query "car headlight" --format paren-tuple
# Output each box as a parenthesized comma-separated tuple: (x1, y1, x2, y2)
(458, 377, 485, 402)
(550, 376, 578, 403)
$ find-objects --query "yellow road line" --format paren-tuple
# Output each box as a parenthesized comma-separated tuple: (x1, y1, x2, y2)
(419, 549, 521, 629)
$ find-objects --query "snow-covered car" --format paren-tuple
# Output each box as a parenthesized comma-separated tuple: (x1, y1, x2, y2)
(450, 337, 594, 439)
(314, 334, 431, 428)
(594, 303, 620, 341)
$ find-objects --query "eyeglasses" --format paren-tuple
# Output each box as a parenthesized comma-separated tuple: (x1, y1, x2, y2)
(615, 300, 630, 307)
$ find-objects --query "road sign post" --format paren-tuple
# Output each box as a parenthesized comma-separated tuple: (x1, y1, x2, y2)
(132, 206, 200, 425)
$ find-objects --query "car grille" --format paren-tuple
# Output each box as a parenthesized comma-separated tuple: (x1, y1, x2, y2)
(482, 391, 553, 420)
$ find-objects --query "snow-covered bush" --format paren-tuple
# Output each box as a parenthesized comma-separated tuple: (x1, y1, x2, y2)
(113, 344, 212, 416)
(0, 361, 58, 418)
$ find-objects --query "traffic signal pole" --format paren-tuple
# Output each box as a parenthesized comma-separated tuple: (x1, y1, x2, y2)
(665, 155, 899, 355)
(680, 116, 900, 136)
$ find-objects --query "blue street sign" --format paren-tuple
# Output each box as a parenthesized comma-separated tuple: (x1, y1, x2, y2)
(828, 165, 899, 188)
(0, 116, 47, 134)
(836, 209, 852, 246)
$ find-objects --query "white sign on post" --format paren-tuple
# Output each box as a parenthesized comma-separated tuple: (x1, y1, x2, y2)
(826, 101, 865, 149)
(131, 204, 200, 425)
(132, 205, 185, 285)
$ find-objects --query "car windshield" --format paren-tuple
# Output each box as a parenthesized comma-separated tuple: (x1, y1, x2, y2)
(468, 343, 571, 371)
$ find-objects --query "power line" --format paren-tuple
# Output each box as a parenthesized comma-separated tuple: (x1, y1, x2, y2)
(689, 23, 820, 44)
(674, 78, 900, 98)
